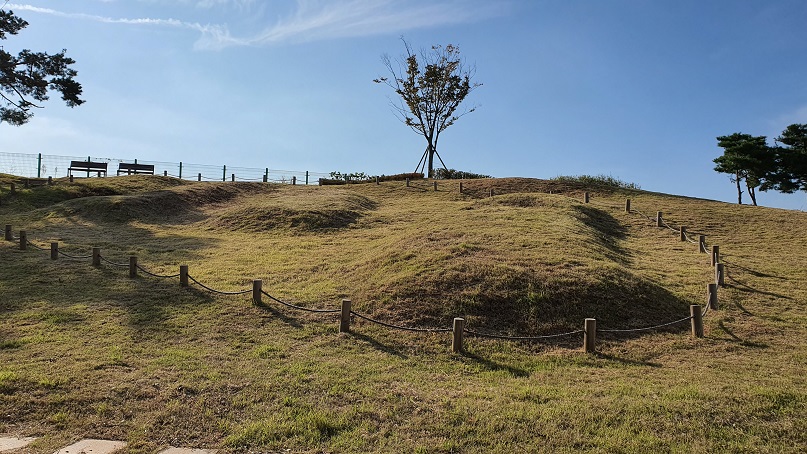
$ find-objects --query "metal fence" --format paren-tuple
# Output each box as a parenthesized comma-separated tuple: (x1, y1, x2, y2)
(0, 152, 330, 185)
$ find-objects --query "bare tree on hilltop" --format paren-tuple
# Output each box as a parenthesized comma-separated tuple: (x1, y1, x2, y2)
(374, 38, 481, 178)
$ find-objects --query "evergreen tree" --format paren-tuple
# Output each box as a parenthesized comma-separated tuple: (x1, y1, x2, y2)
(1, 9, 84, 125)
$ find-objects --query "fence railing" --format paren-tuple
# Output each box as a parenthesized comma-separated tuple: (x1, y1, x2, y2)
(0, 151, 330, 185)
(4, 188, 724, 353)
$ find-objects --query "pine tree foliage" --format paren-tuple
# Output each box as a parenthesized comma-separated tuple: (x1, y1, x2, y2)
(0, 9, 84, 126)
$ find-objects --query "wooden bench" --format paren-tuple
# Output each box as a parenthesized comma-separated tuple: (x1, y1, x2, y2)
(68, 161, 108, 177)
(117, 163, 155, 175)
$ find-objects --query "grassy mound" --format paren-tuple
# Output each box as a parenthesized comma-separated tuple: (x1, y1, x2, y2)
(203, 190, 377, 232)
(1, 175, 805, 452)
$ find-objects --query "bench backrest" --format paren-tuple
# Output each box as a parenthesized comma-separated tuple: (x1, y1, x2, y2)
(118, 163, 155, 172)
(69, 161, 108, 170)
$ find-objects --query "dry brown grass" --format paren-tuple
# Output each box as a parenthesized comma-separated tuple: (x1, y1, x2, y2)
(0, 175, 805, 452)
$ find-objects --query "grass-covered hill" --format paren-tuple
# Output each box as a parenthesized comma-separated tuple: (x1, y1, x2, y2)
(1, 174, 805, 453)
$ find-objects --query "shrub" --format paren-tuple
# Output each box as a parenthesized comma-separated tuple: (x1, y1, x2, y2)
(550, 174, 640, 190)
(433, 168, 491, 179)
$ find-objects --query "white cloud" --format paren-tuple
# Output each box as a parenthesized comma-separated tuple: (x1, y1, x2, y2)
(8, 1, 507, 51)
(8, 3, 225, 39)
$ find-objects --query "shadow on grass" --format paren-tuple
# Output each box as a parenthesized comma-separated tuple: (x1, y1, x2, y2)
(717, 319, 769, 349)
(726, 274, 793, 301)
(253, 300, 305, 329)
(349, 331, 409, 359)
(595, 352, 662, 368)
(722, 259, 786, 280)
(459, 351, 530, 377)
(572, 205, 630, 265)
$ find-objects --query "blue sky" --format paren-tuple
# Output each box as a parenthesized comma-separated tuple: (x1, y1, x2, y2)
(1, 0, 806, 209)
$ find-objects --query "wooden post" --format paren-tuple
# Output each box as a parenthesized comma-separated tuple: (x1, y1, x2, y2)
(656, 211, 663, 227)
(625, 199, 631, 212)
(375, 176, 379, 185)
(51, 242, 58, 260)
(715, 263, 725, 287)
(198, 173, 202, 182)
(584, 318, 596, 353)
(92, 247, 101, 267)
(452, 317, 465, 353)
(10, 183, 15, 194)
(707, 283, 718, 310)
(129, 256, 137, 278)
(584, 192, 590, 203)
(339, 299, 352, 333)
(489, 189, 494, 197)
(406, 178, 410, 187)
(231, 174, 235, 182)
(263, 174, 268, 183)
(252, 279, 262, 304)
(69, 175, 74, 183)
(164, 170, 168, 177)
(699, 235, 707, 253)
(48, 176, 53, 185)
(19, 231, 26, 250)
(690, 305, 704, 338)
(680, 226, 687, 242)
(433, 181, 438, 191)
(459, 182, 463, 193)
(4, 225, 11, 241)
(292, 176, 297, 185)
(711, 245, 720, 266)
(180, 265, 189, 287)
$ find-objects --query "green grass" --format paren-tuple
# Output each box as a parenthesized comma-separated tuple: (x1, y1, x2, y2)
(0, 175, 805, 452)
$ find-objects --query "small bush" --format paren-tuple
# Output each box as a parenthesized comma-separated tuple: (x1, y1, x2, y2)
(319, 172, 424, 185)
(551, 174, 640, 190)
(328, 171, 369, 182)
(433, 168, 491, 179)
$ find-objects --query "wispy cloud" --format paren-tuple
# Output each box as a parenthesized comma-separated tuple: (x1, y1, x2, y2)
(237, 0, 506, 46)
(8, 3, 222, 36)
(9, 1, 507, 50)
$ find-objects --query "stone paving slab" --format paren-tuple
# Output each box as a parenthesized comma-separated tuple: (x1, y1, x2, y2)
(158, 449, 217, 454)
(53, 439, 127, 454)
(0, 437, 37, 452)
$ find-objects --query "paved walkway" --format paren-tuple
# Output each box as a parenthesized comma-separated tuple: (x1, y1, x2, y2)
(0, 437, 217, 453)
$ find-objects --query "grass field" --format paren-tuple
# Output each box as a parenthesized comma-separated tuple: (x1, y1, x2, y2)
(1, 174, 805, 453)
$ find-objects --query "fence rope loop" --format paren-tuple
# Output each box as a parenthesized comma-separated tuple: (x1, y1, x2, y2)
(598, 314, 695, 333)
(187, 274, 252, 295)
(98, 254, 130, 268)
(135, 264, 181, 278)
(350, 311, 452, 332)
(463, 328, 584, 340)
(259, 289, 341, 313)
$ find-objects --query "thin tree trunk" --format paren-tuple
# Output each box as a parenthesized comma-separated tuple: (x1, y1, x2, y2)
(735, 173, 743, 204)
(427, 145, 435, 178)
(748, 184, 757, 206)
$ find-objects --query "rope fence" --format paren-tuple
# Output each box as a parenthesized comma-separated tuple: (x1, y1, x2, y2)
(187, 274, 252, 296)
(4, 185, 731, 353)
(57, 249, 93, 260)
(260, 289, 341, 314)
(3, 217, 717, 354)
(135, 264, 180, 279)
(98, 254, 129, 268)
